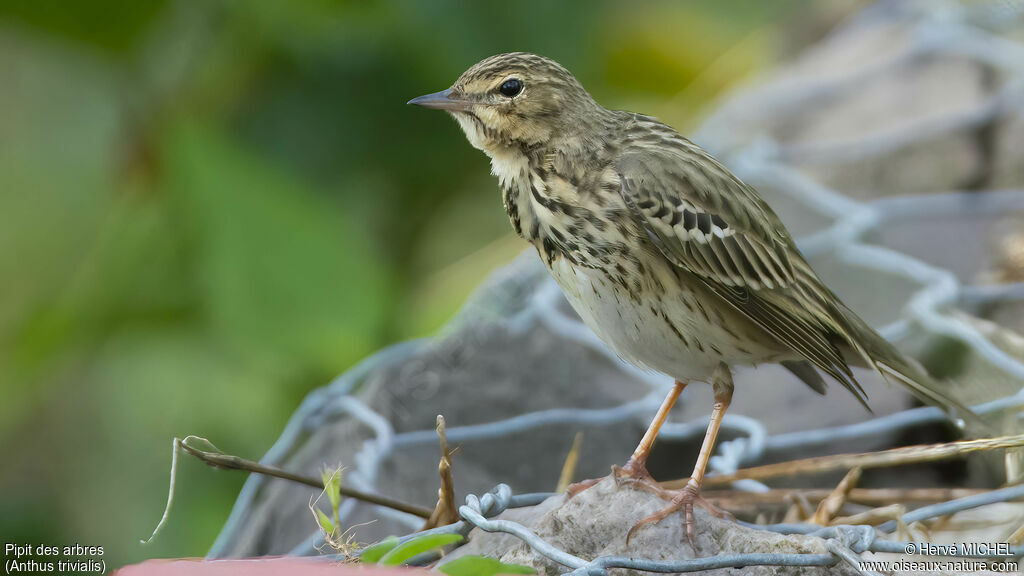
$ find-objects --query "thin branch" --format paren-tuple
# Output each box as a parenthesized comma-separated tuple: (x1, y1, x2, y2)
(700, 487, 989, 506)
(662, 434, 1024, 487)
(832, 504, 907, 528)
(141, 437, 183, 544)
(179, 435, 433, 519)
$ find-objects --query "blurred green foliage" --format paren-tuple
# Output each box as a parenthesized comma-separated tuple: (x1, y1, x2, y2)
(0, 0, 815, 569)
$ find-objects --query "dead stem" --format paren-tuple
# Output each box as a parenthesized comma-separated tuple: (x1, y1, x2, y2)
(812, 467, 862, 526)
(556, 432, 584, 494)
(423, 415, 460, 529)
(661, 434, 1024, 487)
(179, 435, 433, 518)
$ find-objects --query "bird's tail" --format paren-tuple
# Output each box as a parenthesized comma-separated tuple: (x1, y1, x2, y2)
(840, 308, 990, 433)
(874, 355, 988, 432)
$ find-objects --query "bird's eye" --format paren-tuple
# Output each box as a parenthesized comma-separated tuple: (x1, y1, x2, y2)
(499, 78, 523, 97)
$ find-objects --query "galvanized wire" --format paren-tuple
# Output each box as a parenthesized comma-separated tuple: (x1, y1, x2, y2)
(213, 1, 1024, 571)
(428, 484, 1023, 576)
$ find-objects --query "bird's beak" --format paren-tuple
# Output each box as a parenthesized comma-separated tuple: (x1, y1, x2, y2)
(407, 88, 474, 112)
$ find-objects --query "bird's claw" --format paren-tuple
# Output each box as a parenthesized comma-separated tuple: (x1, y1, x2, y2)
(567, 461, 733, 551)
(567, 457, 656, 498)
(626, 481, 732, 550)
(612, 465, 678, 500)
(611, 461, 653, 487)
(564, 477, 602, 499)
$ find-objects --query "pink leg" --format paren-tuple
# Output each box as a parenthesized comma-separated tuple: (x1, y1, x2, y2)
(627, 363, 735, 548)
(566, 380, 688, 497)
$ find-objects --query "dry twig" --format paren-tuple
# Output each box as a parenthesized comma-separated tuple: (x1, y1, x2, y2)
(832, 503, 906, 527)
(782, 492, 815, 523)
(812, 467, 861, 526)
(662, 434, 1024, 487)
(556, 432, 584, 494)
(701, 487, 989, 507)
(423, 415, 460, 529)
(178, 435, 433, 518)
(1007, 521, 1024, 545)
(704, 485, 983, 504)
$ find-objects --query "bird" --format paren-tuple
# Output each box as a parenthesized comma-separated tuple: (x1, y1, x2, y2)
(408, 52, 981, 547)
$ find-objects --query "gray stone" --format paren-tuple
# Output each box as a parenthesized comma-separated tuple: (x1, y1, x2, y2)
(441, 478, 858, 576)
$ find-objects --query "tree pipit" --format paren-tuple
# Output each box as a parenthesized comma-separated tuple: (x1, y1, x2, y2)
(409, 53, 981, 548)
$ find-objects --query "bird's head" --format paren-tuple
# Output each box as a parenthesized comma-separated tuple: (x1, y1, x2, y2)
(409, 53, 601, 155)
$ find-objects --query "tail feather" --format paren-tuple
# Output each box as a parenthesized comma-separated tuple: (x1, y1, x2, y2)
(837, 304, 990, 433)
(782, 360, 828, 395)
(874, 358, 989, 432)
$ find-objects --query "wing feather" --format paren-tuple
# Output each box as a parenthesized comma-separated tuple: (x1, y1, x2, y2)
(615, 139, 871, 407)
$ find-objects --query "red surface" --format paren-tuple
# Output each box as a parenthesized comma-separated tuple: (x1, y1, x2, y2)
(114, 557, 430, 575)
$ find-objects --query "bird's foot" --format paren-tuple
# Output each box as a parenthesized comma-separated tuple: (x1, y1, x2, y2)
(610, 459, 675, 497)
(565, 456, 658, 499)
(626, 479, 732, 549)
(564, 477, 602, 499)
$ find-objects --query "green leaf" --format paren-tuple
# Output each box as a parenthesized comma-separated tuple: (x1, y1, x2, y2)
(440, 556, 536, 576)
(181, 436, 221, 454)
(378, 533, 464, 566)
(321, 467, 342, 512)
(315, 509, 334, 534)
(359, 537, 399, 564)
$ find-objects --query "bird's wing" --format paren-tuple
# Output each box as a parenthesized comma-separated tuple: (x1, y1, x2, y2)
(615, 140, 871, 405)
(615, 136, 987, 429)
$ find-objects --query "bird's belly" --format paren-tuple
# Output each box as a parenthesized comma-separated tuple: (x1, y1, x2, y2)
(547, 257, 779, 382)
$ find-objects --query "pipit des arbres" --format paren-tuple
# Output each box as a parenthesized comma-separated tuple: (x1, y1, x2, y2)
(409, 53, 980, 545)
